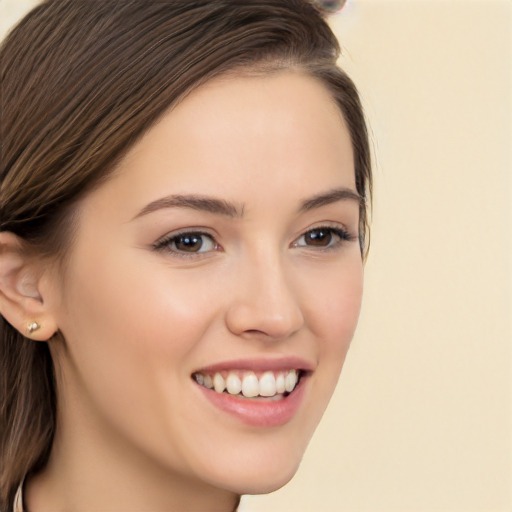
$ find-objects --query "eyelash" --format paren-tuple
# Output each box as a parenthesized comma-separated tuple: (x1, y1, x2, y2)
(152, 230, 219, 257)
(291, 226, 355, 250)
(152, 225, 356, 257)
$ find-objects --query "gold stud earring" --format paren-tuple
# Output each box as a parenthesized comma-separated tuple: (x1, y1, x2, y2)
(27, 321, 41, 334)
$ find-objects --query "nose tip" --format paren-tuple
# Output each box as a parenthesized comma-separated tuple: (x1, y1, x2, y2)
(226, 302, 304, 341)
(225, 269, 305, 341)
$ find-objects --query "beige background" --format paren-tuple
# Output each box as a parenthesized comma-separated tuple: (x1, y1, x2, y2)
(1, 0, 510, 511)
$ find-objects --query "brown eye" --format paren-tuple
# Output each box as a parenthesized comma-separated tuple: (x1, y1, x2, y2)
(293, 226, 351, 249)
(173, 233, 205, 252)
(304, 228, 333, 246)
(154, 232, 217, 254)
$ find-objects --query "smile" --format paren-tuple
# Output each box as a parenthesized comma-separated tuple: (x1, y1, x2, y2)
(192, 361, 312, 428)
(192, 369, 301, 399)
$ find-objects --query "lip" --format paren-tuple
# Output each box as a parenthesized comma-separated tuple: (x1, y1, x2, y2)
(195, 374, 308, 428)
(193, 356, 315, 374)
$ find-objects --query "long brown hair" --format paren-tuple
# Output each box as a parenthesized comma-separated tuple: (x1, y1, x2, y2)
(0, 0, 372, 508)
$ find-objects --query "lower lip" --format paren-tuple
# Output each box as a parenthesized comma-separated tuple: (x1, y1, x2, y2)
(196, 376, 308, 428)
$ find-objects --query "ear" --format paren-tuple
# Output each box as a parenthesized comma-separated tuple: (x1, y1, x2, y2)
(0, 231, 59, 341)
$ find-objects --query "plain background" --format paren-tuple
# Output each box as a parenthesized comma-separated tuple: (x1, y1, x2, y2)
(1, 1, 510, 511)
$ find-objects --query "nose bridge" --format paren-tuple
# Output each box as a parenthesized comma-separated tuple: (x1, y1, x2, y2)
(225, 243, 304, 340)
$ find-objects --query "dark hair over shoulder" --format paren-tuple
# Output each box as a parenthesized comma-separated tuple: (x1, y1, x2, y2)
(0, 1, 371, 508)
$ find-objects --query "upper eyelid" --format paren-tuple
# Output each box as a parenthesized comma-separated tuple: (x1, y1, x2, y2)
(153, 229, 219, 250)
(293, 221, 354, 239)
(163, 226, 217, 236)
(154, 227, 218, 241)
(152, 222, 355, 249)
(292, 226, 352, 245)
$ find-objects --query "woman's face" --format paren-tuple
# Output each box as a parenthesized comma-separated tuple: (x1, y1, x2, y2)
(48, 71, 363, 497)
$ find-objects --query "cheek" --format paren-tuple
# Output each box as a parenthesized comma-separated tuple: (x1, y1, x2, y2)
(324, 276, 363, 356)
(63, 248, 219, 355)
(301, 257, 363, 404)
(52, 247, 229, 464)
(54, 246, 224, 417)
(302, 257, 363, 351)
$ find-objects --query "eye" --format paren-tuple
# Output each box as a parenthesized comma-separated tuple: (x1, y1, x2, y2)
(153, 231, 218, 255)
(292, 226, 352, 249)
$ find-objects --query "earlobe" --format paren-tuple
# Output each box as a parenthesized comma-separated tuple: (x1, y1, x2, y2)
(0, 231, 58, 341)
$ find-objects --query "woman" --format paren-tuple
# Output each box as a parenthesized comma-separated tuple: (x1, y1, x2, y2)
(0, 0, 371, 510)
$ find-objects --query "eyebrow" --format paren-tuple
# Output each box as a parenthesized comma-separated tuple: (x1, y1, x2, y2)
(133, 187, 361, 221)
(133, 194, 244, 220)
(298, 187, 362, 212)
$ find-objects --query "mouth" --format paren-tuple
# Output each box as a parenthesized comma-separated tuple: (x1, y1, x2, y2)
(192, 369, 303, 401)
(191, 360, 312, 427)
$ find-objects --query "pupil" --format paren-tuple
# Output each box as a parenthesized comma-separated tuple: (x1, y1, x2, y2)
(306, 229, 331, 246)
(176, 234, 202, 252)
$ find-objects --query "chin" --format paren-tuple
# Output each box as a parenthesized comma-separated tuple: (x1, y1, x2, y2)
(224, 462, 300, 496)
(244, 471, 298, 495)
(198, 443, 305, 496)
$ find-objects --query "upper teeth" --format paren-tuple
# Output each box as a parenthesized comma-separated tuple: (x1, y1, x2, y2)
(194, 370, 300, 398)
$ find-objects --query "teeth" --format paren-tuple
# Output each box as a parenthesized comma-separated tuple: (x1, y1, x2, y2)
(194, 369, 301, 397)
(276, 373, 286, 394)
(226, 373, 242, 395)
(241, 372, 259, 398)
(203, 374, 213, 389)
(285, 369, 298, 392)
(259, 371, 276, 397)
(213, 373, 225, 393)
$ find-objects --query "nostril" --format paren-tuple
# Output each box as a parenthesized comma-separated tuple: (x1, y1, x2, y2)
(224, 278, 305, 339)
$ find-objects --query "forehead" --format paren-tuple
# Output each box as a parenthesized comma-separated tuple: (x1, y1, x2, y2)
(82, 71, 355, 221)
(123, 72, 352, 178)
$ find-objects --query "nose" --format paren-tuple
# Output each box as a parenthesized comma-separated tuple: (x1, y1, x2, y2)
(225, 254, 305, 341)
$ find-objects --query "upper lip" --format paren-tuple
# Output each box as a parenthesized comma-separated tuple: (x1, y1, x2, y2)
(193, 356, 315, 374)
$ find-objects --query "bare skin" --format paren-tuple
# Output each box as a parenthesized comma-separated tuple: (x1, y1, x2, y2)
(0, 71, 363, 511)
